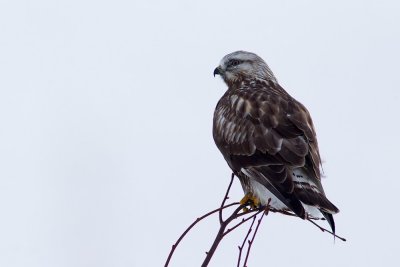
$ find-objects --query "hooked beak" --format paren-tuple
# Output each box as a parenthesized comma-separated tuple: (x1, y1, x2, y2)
(213, 66, 222, 77)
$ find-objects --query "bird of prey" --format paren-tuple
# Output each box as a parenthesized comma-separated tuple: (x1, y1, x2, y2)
(213, 51, 339, 233)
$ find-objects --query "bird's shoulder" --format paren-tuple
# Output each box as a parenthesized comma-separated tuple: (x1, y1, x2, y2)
(213, 79, 321, 176)
(214, 79, 303, 127)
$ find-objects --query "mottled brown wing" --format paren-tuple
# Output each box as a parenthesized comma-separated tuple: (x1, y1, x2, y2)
(213, 86, 319, 174)
(285, 98, 322, 180)
(213, 84, 332, 217)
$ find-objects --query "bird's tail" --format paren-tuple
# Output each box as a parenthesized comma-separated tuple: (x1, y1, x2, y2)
(321, 210, 336, 236)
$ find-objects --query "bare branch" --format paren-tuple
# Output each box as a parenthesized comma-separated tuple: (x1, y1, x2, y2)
(237, 215, 257, 267)
(166, 175, 346, 267)
(219, 173, 235, 225)
(224, 209, 262, 237)
(201, 204, 248, 267)
(164, 201, 239, 267)
(307, 218, 347, 242)
(269, 208, 297, 217)
(270, 208, 347, 242)
(202, 204, 267, 265)
(243, 210, 266, 267)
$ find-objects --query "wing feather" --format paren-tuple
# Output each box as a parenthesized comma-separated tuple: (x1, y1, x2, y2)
(213, 81, 338, 217)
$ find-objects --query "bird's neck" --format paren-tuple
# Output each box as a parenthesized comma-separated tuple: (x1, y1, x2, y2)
(227, 77, 275, 91)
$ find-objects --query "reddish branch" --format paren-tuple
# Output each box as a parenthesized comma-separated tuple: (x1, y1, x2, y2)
(237, 199, 270, 267)
(165, 174, 346, 267)
(243, 211, 265, 267)
(164, 201, 239, 267)
(223, 209, 263, 237)
(237, 215, 257, 267)
(201, 204, 251, 267)
(270, 208, 347, 242)
(219, 173, 235, 224)
(308, 218, 346, 242)
(200, 174, 268, 266)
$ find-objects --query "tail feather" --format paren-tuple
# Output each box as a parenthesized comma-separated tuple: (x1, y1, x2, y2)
(321, 210, 335, 235)
(239, 166, 339, 236)
(239, 169, 306, 219)
(291, 168, 339, 214)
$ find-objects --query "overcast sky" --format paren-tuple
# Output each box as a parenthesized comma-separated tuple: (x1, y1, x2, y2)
(1, 0, 399, 266)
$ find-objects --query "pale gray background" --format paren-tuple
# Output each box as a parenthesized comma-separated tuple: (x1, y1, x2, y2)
(0, 0, 399, 266)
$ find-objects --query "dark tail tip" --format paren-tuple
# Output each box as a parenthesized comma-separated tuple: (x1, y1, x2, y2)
(321, 211, 335, 236)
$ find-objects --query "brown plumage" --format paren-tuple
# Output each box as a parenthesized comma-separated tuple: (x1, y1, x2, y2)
(213, 51, 339, 233)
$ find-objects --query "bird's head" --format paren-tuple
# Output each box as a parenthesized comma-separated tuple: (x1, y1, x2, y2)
(214, 51, 277, 87)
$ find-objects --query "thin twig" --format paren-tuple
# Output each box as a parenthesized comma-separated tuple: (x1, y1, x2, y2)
(307, 219, 346, 242)
(224, 209, 263, 237)
(166, 175, 346, 267)
(269, 208, 297, 217)
(241, 200, 270, 267)
(243, 211, 265, 267)
(164, 202, 239, 267)
(270, 209, 346, 241)
(237, 215, 257, 267)
(219, 173, 235, 225)
(202, 205, 266, 266)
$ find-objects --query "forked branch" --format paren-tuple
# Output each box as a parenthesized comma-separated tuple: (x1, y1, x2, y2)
(165, 174, 346, 267)
(242, 211, 265, 267)
(164, 201, 239, 267)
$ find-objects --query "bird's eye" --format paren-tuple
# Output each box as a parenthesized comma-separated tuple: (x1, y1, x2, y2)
(228, 60, 241, 67)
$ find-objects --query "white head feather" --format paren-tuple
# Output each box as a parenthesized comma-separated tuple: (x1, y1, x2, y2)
(215, 51, 277, 86)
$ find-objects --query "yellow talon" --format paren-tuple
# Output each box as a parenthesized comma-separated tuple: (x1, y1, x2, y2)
(240, 193, 261, 211)
(252, 196, 260, 208)
(240, 193, 252, 205)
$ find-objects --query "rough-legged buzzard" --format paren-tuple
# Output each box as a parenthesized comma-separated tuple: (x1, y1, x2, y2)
(213, 51, 339, 233)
